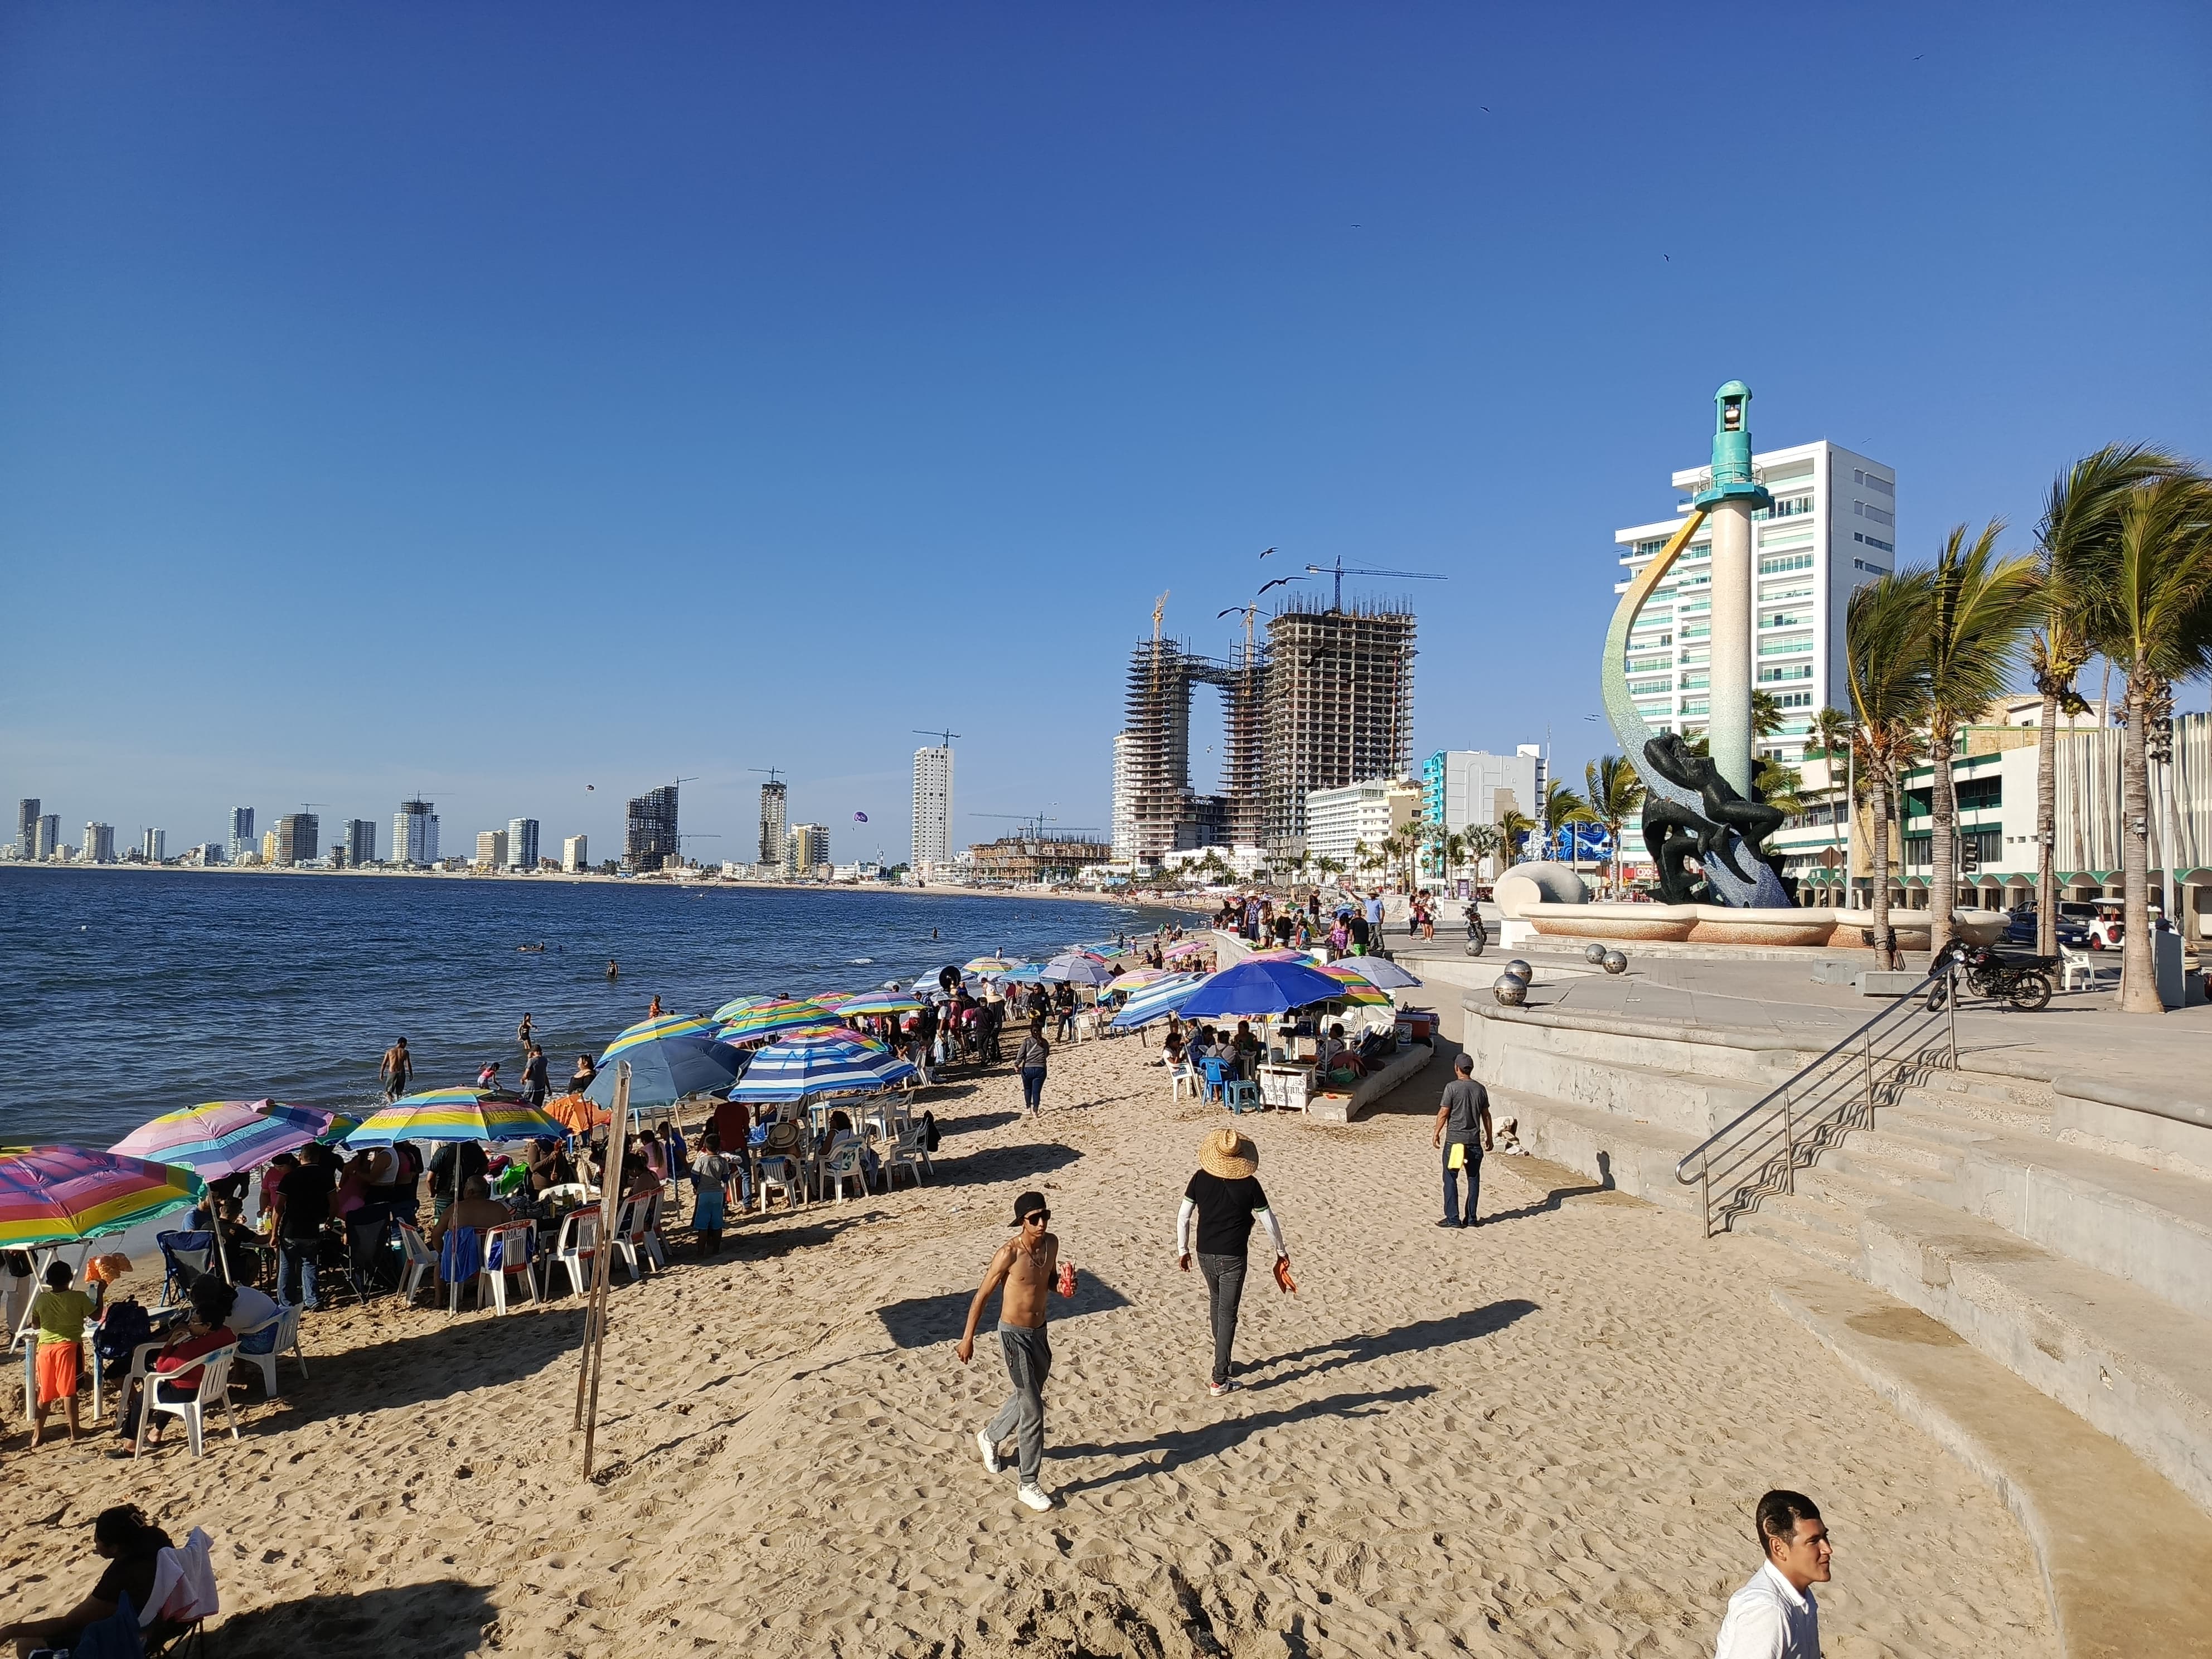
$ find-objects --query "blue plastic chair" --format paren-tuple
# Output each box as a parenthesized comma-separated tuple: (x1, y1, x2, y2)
(1201, 1057, 1260, 1115)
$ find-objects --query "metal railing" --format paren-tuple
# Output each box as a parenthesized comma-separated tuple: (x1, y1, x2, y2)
(1673, 967, 1956, 1239)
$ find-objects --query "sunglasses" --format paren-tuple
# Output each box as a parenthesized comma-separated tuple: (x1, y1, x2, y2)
(1023, 1211, 1051, 1225)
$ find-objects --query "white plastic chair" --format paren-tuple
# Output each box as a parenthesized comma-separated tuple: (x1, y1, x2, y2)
(1170, 1058, 1199, 1102)
(478, 1221, 542, 1315)
(610, 1196, 664, 1281)
(2060, 945, 2120, 991)
(142, 1525, 219, 1641)
(754, 1156, 804, 1214)
(133, 1343, 240, 1459)
(884, 1120, 932, 1190)
(552, 1209, 601, 1297)
(820, 1140, 870, 1204)
(235, 1303, 306, 1398)
(395, 1221, 438, 1307)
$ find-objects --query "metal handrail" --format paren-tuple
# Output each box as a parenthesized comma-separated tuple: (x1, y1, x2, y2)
(1673, 964, 1957, 1238)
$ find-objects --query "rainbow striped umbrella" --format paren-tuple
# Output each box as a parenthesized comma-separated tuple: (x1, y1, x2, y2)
(831, 990, 924, 1017)
(0, 1146, 205, 1249)
(1162, 939, 1214, 961)
(727, 1031, 919, 1104)
(717, 998, 841, 1045)
(714, 995, 778, 1025)
(110, 1099, 339, 1178)
(601, 1013, 719, 1062)
(964, 957, 1017, 974)
(1105, 968, 1177, 995)
(1244, 947, 1318, 965)
(345, 1089, 566, 1148)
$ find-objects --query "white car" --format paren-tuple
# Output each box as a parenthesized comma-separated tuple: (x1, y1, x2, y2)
(2084, 905, 2126, 950)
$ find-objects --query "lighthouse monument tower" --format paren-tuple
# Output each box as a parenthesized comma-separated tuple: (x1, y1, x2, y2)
(1691, 381, 1772, 801)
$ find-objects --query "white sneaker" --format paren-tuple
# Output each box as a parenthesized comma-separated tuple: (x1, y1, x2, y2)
(977, 1431, 1002, 1474)
(1016, 1483, 1054, 1511)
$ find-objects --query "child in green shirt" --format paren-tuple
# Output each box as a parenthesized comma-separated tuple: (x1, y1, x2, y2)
(28, 1261, 95, 1447)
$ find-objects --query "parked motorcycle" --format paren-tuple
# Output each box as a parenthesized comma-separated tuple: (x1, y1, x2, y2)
(1924, 939, 2056, 1013)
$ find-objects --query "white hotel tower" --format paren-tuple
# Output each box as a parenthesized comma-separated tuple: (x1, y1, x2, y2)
(911, 745, 953, 873)
(1613, 439, 1898, 767)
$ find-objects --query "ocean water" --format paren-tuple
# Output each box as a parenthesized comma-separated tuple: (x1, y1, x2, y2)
(0, 867, 1158, 1147)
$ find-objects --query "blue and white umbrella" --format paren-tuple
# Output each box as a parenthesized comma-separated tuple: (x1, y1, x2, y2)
(1042, 953, 1115, 987)
(1335, 955, 1423, 990)
(993, 963, 1050, 984)
(1177, 958, 1348, 1020)
(585, 1033, 743, 1110)
(726, 1031, 919, 1104)
(1108, 972, 1207, 1029)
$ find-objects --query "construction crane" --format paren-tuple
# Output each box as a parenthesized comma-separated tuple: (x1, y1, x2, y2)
(971, 811, 1102, 843)
(1302, 555, 1445, 612)
(912, 728, 962, 748)
(749, 767, 784, 785)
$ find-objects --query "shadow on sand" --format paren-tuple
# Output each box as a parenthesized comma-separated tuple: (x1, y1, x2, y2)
(875, 1273, 1132, 1349)
(218, 1578, 498, 1659)
(1248, 1298, 1538, 1390)
(1051, 1385, 1439, 1493)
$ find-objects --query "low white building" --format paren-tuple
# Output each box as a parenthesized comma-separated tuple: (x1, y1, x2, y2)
(562, 834, 589, 873)
(1302, 780, 1418, 870)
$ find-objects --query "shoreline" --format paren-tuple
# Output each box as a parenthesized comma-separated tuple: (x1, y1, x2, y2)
(0, 861, 1187, 908)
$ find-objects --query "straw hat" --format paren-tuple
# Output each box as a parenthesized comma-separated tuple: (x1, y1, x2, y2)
(1197, 1126, 1258, 1180)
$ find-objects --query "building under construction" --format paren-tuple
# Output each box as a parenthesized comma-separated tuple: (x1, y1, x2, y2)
(1117, 596, 1415, 862)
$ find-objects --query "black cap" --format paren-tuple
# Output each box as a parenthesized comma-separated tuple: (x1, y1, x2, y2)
(1011, 1190, 1049, 1226)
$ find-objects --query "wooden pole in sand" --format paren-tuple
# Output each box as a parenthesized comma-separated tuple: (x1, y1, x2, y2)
(575, 1063, 628, 1476)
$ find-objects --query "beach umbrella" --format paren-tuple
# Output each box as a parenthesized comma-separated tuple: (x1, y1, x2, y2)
(600, 1013, 720, 1062)
(265, 1103, 362, 1146)
(713, 995, 778, 1025)
(992, 963, 1050, 984)
(1325, 957, 1423, 991)
(1243, 947, 1317, 965)
(346, 1089, 567, 1148)
(964, 957, 1017, 975)
(583, 1032, 744, 1112)
(1108, 973, 1207, 1029)
(1042, 953, 1115, 987)
(1162, 939, 1213, 962)
(1105, 967, 1177, 995)
(726, 1030, 920, 1104)
(716, 998, 840, 1045)
(0, 1146, 205, 1251)
(1177, 958, 1348, 1020)
(831, 990, 924, 1017)
(110, 1099, 332, 1179)
(544, 1094, 612, 1137)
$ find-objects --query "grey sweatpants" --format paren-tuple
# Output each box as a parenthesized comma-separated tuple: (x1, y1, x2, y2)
(1198, 1252, 1248, 1386)
(984, 1321, 1051, 1485)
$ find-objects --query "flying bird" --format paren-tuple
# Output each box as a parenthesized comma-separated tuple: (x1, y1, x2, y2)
(1217, 605, 1244, 619)
(1259, 547, 1275, 559)
(1258, 575, 1301, 595)
(586, 784, 595, 792)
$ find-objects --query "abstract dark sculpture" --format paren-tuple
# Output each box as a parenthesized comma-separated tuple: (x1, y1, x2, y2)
(1638, 733, 1791, 907)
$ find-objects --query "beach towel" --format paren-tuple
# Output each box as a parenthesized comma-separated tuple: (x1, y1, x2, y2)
(144, 1527, 218, 1628)
(439, 1226, 483, 1284)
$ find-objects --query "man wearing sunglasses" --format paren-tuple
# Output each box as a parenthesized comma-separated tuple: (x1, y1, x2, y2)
(957, 1189, 1065, 1511)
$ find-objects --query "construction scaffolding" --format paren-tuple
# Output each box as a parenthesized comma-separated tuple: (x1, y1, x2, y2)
(1119, 635, 1265, 863)
(1260, 598, 1417, 852)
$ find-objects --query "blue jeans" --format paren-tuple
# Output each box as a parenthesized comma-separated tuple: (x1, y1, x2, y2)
(1443, 1145, 1482, 1225)
(278, 1239, 321, 1308)
(1020, 1067, 1046, 1113)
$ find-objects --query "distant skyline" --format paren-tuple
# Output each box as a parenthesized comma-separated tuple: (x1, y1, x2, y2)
(4, 4, 2208, 859)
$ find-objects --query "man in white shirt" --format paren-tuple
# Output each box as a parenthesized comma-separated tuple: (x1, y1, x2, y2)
(1714, 1488, 1829, 1658)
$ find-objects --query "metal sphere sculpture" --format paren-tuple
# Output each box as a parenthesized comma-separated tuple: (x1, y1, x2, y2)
(1584, 943, 1609, 964)
(1493, 974, 1528, 1007)
(1602, 949, 1628, 975)
(1502, 959, 1532, 982)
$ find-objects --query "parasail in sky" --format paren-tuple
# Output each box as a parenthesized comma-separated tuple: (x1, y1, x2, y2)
(854, 811, 869, 823)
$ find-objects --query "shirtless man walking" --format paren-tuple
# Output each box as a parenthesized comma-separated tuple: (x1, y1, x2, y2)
(957, 1189, 1066, 1512)
(379, 1036, 413, 1102)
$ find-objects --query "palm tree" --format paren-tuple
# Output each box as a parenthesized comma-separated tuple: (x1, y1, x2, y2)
(1750, 688, 1787, 742)
(1805, 706, 1857, 895)
(1348, 839, 1373, 884)
(1922, 522, 2045, 958)
(1583, 755, 1645, 897)
(1495, 809, 1537, 866)
(2030, 447, 2179, 955)
(1846, 569, 1934, 968)
(1315, 855, 1345, 892)
(1462, 823, 1502, 882)
(1439, 829, 1467, 888)
(1539, 778, 1592, 866)
(2077, 471, 2212, 1012)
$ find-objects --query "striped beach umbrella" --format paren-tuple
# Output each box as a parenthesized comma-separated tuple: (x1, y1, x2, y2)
(1105, 967, 1177, 995)
(964, 957, 1016, 974)
(601, 1012, 719, 1062)
(1108, 972, 1206, 1029)
(345, 1088, 567, 1148)
(0, 1146, 205, 1249)
(989, 963, 1049, 984)
(1162, 939, 1214, 962)
(713, 995, 779, 1025)
(110, 1099, 332, 1178)
(716, 998, 841, 1045)
(831, 990, 924, 1018)
(726, 1031, 919, 1104)
(1042, 953, 1115, 987)
(1243, 947, 1317, 965)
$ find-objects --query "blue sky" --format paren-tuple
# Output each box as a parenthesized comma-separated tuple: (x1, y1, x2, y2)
(3, 3, 2208, 861)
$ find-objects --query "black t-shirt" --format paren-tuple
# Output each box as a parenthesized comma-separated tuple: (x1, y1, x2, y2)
(1183, 1169, 1271, 1257)
(94, 1540, 170, 1613)
(1347, 914, 1371, 946)
(278, 1164, 337, 1236)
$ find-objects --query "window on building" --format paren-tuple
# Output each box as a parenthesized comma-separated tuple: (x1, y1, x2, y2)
(1774, 690, 1813, 709)
(1759, 552, 1815, 575)
(1760, 610, 1807, 628)
(1853, 468, 1894, 494)
(1757, 637, 1814, 656)
(1680, 698, 1709, 716)
(1852, 532, 1894, 555)
(1684, 542, 1711, 560)
(1854, 500, 1896, 528)
(1633, 538, 1668, 557)
(1679, 672, 1709, 690)
(1758, 663, 1815, 683)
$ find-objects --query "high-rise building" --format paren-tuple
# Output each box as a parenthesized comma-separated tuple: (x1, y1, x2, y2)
(392, 799, 439, 867)
(1260, 601, 1417, 853)
(142, 827, 166, 863)
(623, 785, 678, 874)
(507, 817, 540, 870)
(275, 813, 318, 866)
(1110, 732, 1136, 860)
(475, 829, 510, 867)
(561, 834, 588, 874)
(227, 807, 255, 865)
(16, 799, 38, 858)
(193, 842, 223, 865)
(34, 814, 59, 861)
(758, 780, 788, 874)
(260, 830, 279, 865)
(787, 822, 830, 876)
(343, 819, 377, 866)
(83, 822, 117, 864)
(1301, 780, 1421, 869)
(1613, 439, 1895, 766)
(911, 747, 953, 870)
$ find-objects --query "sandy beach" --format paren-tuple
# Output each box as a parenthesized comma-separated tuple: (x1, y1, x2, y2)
(0, 1018, 2054, 1657)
